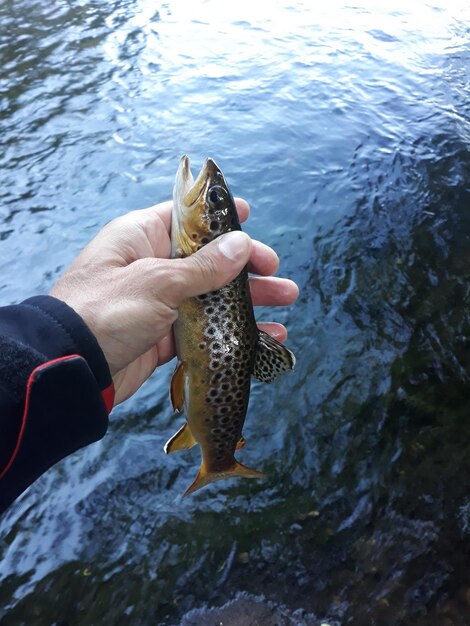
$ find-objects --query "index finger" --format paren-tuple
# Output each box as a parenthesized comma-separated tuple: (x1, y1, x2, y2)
(234, 197, 250, 224)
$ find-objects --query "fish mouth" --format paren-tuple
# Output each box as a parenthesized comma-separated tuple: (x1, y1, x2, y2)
(175, 156, 221, 209)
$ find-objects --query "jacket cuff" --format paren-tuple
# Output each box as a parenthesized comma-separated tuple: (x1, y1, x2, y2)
(22, 295, 113, 395)
(0, 355, 110, 512)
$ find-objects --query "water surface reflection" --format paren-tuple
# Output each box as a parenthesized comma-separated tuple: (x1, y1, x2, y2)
(1, 1, 470, 624)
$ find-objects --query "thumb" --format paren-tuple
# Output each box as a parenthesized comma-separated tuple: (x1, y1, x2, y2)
(167, 231, 252, 305)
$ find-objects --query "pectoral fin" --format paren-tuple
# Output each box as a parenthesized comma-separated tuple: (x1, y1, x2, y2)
(170, 361, 186, 412)
(253, 330, 296, 383)
(164, 422, 197, 454)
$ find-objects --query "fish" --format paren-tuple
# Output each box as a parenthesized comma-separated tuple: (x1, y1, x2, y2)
(165, 155, 296, 496)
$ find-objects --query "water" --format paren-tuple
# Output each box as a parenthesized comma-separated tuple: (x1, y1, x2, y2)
(1, 1, 470, 623)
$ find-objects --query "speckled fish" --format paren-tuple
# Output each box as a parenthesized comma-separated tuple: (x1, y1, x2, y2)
(165, 156, 295, 496)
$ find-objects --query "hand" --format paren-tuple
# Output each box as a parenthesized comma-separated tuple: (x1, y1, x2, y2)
(50, 199, 299, 405)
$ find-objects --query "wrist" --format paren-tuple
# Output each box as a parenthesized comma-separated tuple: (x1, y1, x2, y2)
(26, 295, 114, 394)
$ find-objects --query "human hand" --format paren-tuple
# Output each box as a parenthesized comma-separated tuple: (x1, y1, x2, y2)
(50, 199, 299, 405)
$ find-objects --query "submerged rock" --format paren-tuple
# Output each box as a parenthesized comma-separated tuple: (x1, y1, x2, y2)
(173, 592, 324, 626)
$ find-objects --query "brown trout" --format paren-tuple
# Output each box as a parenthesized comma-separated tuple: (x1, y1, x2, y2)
(165, 156, 295, 496)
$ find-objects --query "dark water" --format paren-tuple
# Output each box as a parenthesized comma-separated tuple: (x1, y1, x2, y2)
(1, 1, 470, 624)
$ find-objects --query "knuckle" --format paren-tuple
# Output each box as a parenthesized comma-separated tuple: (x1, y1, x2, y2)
(151, 259, 186, 308)
(192, 251, 217, 282)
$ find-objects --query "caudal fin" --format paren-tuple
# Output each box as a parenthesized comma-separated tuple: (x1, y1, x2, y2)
(184, 460, 265, 497)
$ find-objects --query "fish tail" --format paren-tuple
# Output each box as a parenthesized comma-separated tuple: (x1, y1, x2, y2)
(183, 460, 265, 497)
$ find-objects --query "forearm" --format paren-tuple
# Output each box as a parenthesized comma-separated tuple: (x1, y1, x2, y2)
(0, 296, 114, 514)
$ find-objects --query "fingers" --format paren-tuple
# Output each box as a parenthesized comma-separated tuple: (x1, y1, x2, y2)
(139, 200, 173, 233)
(257, 322, 288, 342)
(161, 231, 253, 307)
(234, 197, 250, 223)
(249, 276, 299, 306)
(156, 333, 176, 366)
(248, 240, 279, 276)
(102, 198, 252, 268)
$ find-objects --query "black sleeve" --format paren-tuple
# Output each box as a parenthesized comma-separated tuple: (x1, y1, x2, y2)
(0, 295, 114, 514)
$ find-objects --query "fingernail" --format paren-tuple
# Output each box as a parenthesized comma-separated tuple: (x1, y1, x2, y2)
(217, 231, 250, 261)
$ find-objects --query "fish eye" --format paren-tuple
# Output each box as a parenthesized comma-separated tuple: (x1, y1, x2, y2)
(208, 186, 225, 206)
(209, 189, 219, 203)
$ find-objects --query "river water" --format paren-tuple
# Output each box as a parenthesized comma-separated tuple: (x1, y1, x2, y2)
(1, 1, 470, 624)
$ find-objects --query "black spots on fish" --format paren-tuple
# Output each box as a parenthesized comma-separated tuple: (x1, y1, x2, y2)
(199, 342, 206, 350)
(207, 389, 218, 403)
(207, 327, 215, 336)
(191, 233, 197, 240)
(204, 290, 218, 301)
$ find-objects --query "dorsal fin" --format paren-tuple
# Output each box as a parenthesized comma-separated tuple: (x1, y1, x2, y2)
(253, 331, 296, 383)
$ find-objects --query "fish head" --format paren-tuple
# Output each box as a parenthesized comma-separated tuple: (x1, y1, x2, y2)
(172, 155, 241, 258)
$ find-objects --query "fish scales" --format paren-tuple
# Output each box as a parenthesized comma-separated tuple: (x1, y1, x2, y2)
(177, 271, 257, 469)
(166, 155, 296, 496)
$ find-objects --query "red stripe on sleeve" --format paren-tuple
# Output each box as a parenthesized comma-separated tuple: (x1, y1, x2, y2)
(101, 383, 115, 413)
(0, 355, 113, 481)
